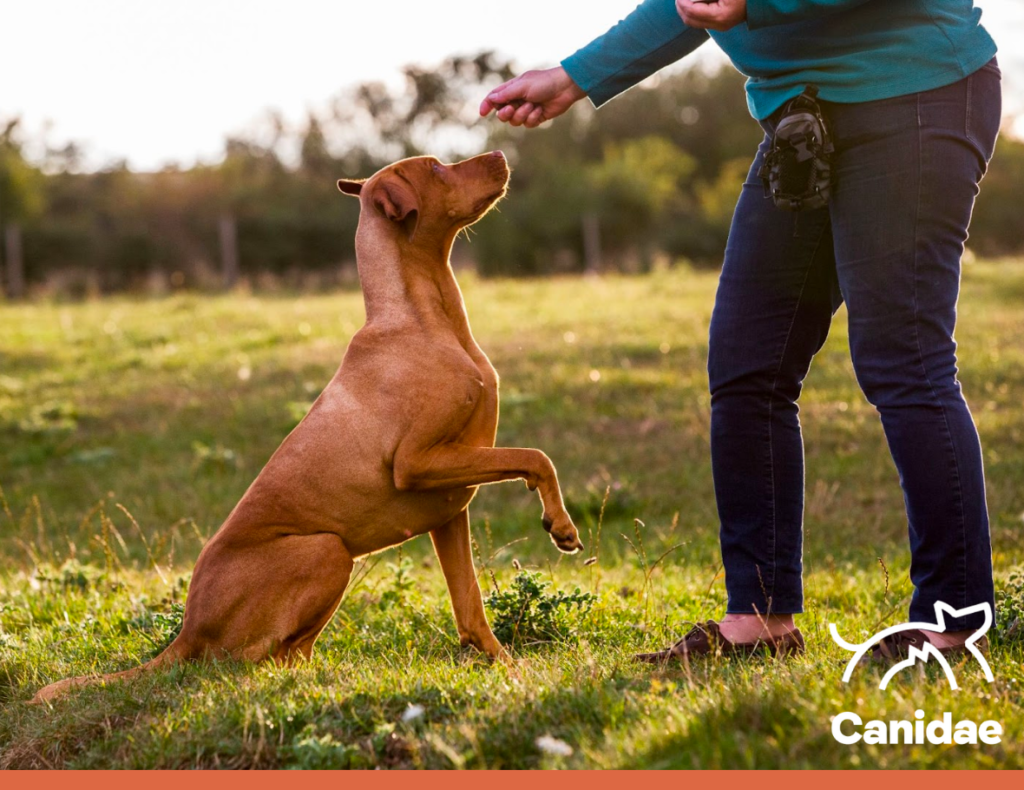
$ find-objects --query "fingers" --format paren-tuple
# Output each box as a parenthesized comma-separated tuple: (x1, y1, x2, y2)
(676, 0, 741, 31)
(480, 75, 524, 117)
(495, 103, 516, 122)
(481, 67, 577, 127)
(677, 0, 718, 28)
(496, 102, 526, 123)
(524, 105, 546, 128)
(509, 102, 536, 127)
(494, 101, 541, 127)
(480, 94, 506, 117)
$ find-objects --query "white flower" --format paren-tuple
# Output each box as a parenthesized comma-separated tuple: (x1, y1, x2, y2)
(401, 704, 425, 723)
(535, 735, 573, 757)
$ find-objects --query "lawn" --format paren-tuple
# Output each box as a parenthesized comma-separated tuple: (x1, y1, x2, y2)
(1, 262, 1023, 769)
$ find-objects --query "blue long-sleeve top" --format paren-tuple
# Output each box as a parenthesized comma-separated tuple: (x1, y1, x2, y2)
(561, 0, 997, 120)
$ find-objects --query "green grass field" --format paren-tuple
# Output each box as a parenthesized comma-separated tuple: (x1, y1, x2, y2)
(2, 262, 1023, 769)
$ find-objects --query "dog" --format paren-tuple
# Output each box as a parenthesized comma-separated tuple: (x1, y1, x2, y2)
(32, 151, 583, 703)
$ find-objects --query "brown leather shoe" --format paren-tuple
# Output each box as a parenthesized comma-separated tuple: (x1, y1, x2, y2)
(634, 620, 805, 664)
(867, 629, 989, 664)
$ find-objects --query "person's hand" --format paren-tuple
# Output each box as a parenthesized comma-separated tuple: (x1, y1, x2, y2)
(676, 0, 747, 31)
(479, 67, 587, 128)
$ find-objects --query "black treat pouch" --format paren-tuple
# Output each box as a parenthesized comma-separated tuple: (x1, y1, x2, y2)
(758, 86, 835, 212)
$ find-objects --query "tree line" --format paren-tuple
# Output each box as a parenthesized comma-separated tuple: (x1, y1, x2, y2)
(2, 52, 1023, 298)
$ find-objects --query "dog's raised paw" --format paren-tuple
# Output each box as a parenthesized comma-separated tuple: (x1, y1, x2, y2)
(545, 518, 584, 554)
(555, 534, 584, 554)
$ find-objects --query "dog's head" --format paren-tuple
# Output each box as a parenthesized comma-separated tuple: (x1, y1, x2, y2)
(338, 152, 510, 244)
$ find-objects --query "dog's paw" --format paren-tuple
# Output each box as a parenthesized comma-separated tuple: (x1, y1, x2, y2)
(493, 647, 517, 669)
(542, 513, 584, 554)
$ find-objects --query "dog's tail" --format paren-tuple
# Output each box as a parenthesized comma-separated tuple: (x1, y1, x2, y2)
(29, 639, 186, 704)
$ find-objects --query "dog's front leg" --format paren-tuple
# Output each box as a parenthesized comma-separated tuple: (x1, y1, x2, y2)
(393, 443, 582, 553)
(431, 509, 509, 662)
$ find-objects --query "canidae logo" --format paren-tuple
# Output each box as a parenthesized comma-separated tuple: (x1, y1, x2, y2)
(830, 602, 994, 691)
(828, 602, 1002, 746)
(831, 709, 1003, 746)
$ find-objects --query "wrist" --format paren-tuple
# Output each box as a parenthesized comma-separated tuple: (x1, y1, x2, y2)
(553, 66, 587, 101)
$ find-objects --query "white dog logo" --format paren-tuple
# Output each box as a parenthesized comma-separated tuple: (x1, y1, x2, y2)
(829, 602, 994, 691)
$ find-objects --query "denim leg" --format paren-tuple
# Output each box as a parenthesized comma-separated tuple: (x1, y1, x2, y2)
(710, 136, 841, 616)
(827, 65, 1001, 631)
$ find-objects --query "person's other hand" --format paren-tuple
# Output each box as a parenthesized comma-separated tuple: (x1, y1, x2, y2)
(676, 0, 747, 31)
(479, 67, 586, 128)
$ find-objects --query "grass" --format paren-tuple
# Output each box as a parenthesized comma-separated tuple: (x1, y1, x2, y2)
(1, 261, 1023, 769)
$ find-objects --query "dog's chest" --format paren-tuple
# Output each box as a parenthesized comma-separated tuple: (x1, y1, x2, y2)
(457, 353, 499, 445)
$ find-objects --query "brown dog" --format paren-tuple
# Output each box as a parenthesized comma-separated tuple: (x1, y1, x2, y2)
(32, 151, 583, 703)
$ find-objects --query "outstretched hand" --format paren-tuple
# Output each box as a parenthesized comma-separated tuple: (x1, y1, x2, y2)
(676, 0, 747, 31)
(479, 67, 586, 128)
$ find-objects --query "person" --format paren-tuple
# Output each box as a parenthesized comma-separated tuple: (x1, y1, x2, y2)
(480, 0, 1002, 662)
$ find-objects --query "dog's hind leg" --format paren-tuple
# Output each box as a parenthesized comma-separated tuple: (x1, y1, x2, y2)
(182, 531, 354, 665)
(268, 533, 354, 664)
(431, 509, 508, 662)
(32, 533, 353, 703)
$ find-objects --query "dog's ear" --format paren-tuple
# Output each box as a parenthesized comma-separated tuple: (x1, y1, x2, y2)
(371, 179, 420, 241)
(337, 179, 365, 196)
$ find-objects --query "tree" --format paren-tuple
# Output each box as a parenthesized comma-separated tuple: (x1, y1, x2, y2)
(971, 135, 1024, 256)
(586, 136, 696, 269)
(0, 119, 45, 297)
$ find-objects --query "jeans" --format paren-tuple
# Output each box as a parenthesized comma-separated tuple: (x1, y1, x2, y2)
(709, 60, 1002, 631)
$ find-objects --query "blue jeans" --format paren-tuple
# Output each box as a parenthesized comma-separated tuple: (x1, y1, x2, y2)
(709, 60, 1002, 631)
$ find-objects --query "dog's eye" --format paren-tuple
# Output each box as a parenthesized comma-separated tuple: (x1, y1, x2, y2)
(432, 163, 445, 178)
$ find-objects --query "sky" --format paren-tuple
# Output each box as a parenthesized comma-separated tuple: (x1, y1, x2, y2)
(4, 0, 1023, 171)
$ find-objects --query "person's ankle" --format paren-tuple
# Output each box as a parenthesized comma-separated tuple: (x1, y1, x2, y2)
(920, 628, 974, 649)
(718, 613, 796, 643)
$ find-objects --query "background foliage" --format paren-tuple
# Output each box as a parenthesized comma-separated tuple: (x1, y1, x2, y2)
(2, 54, 1022, 295)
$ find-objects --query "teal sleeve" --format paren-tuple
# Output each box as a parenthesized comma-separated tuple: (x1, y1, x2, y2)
(560, 0, 710, 108)
(746, 0, 875, 30)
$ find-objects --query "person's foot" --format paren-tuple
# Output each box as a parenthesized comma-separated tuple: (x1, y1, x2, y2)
(920, 629, 976, 650)
(634, 614, 804, 664)
(867, 628, 988, 663)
